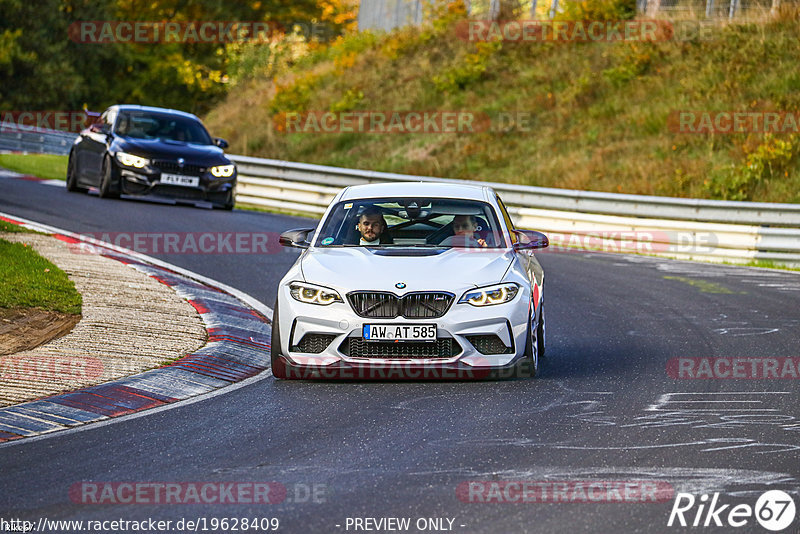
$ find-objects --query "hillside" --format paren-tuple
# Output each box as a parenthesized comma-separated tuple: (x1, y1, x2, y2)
(204, 5, 800, 203)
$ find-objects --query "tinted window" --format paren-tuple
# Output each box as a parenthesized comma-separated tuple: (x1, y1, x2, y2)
(115, 111, 212, 145)
(315, 197, 504, 249)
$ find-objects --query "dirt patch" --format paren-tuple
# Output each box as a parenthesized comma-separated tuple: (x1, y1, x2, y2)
(0, 308, 80, 355)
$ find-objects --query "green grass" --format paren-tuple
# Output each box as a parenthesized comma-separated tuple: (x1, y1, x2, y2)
(205, 10, 800, 203)
(734, 259, 800, 272)
(0, 220, 35, 234)
(0, 238, 81, 314)
(0, 154, 67, 181)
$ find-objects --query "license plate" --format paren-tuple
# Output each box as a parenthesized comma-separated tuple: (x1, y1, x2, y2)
(363, 324, 437, 341)
(161, 173, 199, 187)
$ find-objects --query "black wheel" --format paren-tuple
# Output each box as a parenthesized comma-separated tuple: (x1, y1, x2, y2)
(221, 188, 235, 211)
(537, 300, 546, 360)
(99, 156, 119, 199)
(270, 298, 288, 379)
(519, 308, 539, 378)
(66, 153, 84, 192)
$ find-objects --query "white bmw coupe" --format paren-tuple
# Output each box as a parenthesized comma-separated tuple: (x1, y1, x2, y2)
(272, 182, 548, 379)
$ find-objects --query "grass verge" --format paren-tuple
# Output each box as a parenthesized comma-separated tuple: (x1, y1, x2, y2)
(0, 237, 82, 314)
(0, 153, 68, 181)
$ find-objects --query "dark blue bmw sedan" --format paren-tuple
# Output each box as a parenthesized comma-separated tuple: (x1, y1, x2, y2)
(67, 104, 236, 209)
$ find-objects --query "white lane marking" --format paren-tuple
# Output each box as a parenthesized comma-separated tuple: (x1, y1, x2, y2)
(713, 327, 781, 336)
(0, 210, 273, 318)
(0, 210, 276, 449)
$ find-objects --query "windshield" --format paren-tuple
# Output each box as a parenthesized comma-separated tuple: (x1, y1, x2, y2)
(114, 111, 213, 145)
(314, 197, 506, 248)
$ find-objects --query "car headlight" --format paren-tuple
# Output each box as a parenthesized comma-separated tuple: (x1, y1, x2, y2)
(210, 164, 235, 178)
(116, 152, 149, 168)
(289, 282, 342, 305)
(459, 283, 519, 306)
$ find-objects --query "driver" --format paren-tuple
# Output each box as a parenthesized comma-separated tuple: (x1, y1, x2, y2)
(356, 207, 393, 245)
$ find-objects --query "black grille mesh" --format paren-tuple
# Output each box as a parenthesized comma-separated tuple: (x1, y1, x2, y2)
(293, 334, 337, 354)
(466, 334, 513, 355)
(347, 292, 453, 319)
(154, 160, 206, 176)
(341, 338, 459, 359)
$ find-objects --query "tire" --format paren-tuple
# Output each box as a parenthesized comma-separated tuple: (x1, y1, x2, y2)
(519, 308, 539, 378)
(270, 298, 288, 379)
(221, 188, 235, 211)
(537, 300, 546, 360)
(66, 153, 84, 193)
(99, 156, 119, 199)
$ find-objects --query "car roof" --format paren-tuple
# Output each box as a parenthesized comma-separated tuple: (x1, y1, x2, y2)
(339, 182, 493, 202)
(111, 105, 200, 121)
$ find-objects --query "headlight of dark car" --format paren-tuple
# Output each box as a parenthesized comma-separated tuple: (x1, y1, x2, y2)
(210, 164, 236, 178)
(116, 151, 149, 168)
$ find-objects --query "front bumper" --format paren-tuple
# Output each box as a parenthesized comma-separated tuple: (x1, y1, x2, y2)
(118, 166, 236, 207)
(276, 285, 532, 379)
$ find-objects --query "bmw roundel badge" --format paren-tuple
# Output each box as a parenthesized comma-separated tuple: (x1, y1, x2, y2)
(395, 282, 407, 289)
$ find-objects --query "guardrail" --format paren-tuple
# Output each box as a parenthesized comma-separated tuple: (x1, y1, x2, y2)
(2, 127, 797, 266)
(0, 127, 76, 156)
(230, 154, 800, 266)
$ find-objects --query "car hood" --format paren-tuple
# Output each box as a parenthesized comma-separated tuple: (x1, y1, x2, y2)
(114, 137, 228, 164)
(300, 247, 514, 293)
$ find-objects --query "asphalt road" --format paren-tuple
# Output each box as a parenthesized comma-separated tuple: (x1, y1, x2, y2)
(1, 178, 799, 534)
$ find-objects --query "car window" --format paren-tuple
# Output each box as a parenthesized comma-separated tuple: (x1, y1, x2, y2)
(114, 111, 213, 145)
(496, 195, 517, 244)
(314, 197, 504, 248)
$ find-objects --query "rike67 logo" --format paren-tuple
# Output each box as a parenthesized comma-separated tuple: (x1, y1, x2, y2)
(668, 490, 796, 531)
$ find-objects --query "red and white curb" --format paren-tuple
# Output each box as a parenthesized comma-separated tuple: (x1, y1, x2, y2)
(0, 212, 273, 444)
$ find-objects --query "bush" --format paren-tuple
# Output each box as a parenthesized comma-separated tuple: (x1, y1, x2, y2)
(558, 0, 637, 21)
(708, 134, 799, 200)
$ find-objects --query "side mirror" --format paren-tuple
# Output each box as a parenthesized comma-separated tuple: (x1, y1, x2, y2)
(279, 228, 315, 249)
(512, 230, 549, 251)
(214, 137, 229, 149)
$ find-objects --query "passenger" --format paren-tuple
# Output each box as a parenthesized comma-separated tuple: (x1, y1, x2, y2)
(442, 215, 487, 247)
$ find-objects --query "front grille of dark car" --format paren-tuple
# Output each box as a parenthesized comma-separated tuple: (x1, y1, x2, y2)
(339, 337, 460, 359)
(153, 160, 206, 176)
(152, 185, 204, 200)
(292, 333, 337, 354)
(347, 292, 454, 319)
(466, 334, 514, 355)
